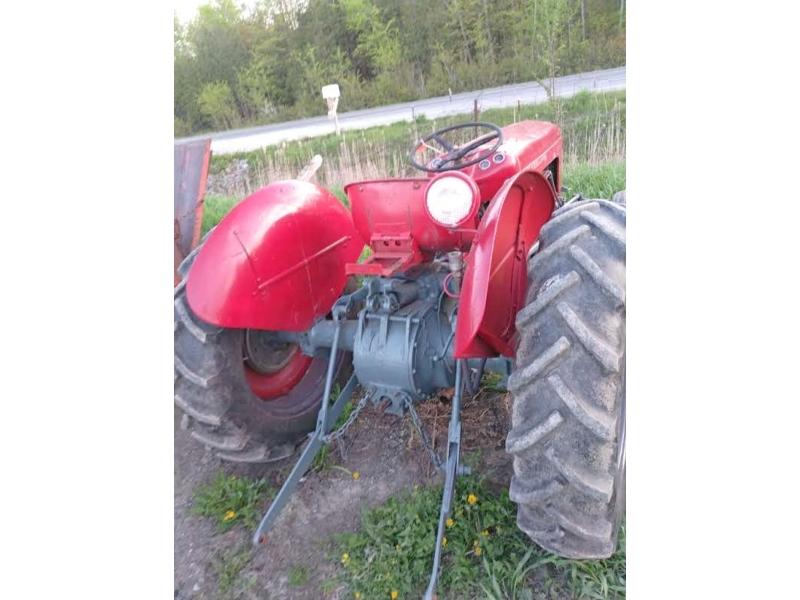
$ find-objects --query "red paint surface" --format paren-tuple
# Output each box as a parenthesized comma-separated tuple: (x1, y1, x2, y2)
(244, 353, 313, 400)
(187, 121, 562, 361)
(186, 180, 362, 331)
(454, 170, 556, 357)
(345, 178, 478, 257)
(431, 120, 562, 201)
(344, 121, 561, 357)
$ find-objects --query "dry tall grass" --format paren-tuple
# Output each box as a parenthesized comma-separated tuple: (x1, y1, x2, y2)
(213, 98, 625, 197)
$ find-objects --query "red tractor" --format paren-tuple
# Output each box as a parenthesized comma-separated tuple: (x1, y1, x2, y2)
(174, 121, 625, 594)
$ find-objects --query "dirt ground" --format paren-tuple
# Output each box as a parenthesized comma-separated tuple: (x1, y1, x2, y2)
(174, 387, 513, 599)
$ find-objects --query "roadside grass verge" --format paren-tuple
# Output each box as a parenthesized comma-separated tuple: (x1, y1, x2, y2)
(563, 161, 626, 200)
(332, 475, 625, 599)
(201, 161, 625, 236)
(208, 90, 625, 194)
(211, 90, 624, 172)
(200, 195, 237, 236)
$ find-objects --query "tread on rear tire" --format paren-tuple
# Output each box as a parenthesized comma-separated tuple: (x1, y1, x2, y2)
(507, 198, 625, 558)
(174, 237, 350, 464)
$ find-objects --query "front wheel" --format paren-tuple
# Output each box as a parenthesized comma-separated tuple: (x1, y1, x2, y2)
(507, 198, 625, 558)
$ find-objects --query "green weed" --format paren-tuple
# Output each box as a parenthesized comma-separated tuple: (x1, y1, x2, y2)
(287, 565, 310, 587)
(311, 383, 354, 473)
(311, 383, 355, 472)
(214, 546, 253, 597)
(562, 161, 626, 200)
(333, 476, 625, 599)
(192, 472, 272, 532)
(481, 371, 507, 393)
(201, 195, 237, 236)
(320, 578, 339, 594)
(311, 443, 333, 473)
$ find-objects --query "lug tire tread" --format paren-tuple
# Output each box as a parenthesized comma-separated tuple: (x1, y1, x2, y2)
(174, 240, 348, 464)
(508, 198, 625, 559)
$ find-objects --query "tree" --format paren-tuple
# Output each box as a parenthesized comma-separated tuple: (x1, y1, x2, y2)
(198, 81, 239, 130)
(528, 0, 576, 99)
(173, 0, 626, 134)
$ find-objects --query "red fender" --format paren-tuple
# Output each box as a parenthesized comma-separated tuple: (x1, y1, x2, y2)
(186, 180, 363, 331)
(455, 171, 556, 358)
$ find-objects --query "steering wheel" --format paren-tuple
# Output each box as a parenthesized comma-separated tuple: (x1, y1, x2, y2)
(408, 122, 503, 173)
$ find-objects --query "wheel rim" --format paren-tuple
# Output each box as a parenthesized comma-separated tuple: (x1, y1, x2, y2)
(242, 330, 312, 400)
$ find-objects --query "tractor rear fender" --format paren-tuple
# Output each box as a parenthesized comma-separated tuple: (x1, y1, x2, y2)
(455, 170, 556, 358)
(186, 180, 363, 331)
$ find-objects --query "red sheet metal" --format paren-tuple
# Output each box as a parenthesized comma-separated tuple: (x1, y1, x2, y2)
(186, 180, 362, 331)
(455, 170, 556, 358)
(344, 179, 477, 256)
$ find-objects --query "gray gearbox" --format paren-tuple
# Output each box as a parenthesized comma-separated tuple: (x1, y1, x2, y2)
(353, 298, 455, 413)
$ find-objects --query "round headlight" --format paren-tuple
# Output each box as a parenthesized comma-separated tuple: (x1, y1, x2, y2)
(424, 174, 478, 228)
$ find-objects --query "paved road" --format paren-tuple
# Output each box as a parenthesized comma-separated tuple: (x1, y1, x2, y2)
(178, 66, 625, 155)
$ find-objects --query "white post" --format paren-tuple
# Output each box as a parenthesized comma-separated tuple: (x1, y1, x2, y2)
(321, 83, 341, 136)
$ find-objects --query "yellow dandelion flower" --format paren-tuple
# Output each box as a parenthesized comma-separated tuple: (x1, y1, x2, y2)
(481, 529, 489, 537)
(442, 536, 448, 547)
(391, 591, 399, 599)
(446, 518, 455, 528)
(223, 510, 237, 522)
(341, 552, 350, 565)
(355, 593, 362, 600)
(352, 471, 361, 480)
(474, 545, 482, 556)
(467, 494, 478, 505)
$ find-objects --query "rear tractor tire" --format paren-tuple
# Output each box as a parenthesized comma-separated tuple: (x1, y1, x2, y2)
(174, 241, 350, 464)
(507, 198, 625, 559)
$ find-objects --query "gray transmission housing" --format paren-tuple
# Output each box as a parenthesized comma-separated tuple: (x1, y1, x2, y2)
(353, 298, 454, 414)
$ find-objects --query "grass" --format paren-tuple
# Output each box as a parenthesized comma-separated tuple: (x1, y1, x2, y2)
(288, 565, 310, 587)
(191, 113, 626, 597)
(191, 472, 272, 532)
(200, 195, 237, 236)
(480, 371, 507, 393)
(311, 383, 358, 473)
(310, 442, 333, 473)
(211, 90, 624, 172)
(332, 475, 625, 599)
(207, 90, 625, 196)
(214, 546, 254, 597)
(562, 161, 626, 200)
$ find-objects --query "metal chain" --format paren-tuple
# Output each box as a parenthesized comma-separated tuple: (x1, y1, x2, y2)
(321, 394, 369, 444)
(405, 399, 443, 470)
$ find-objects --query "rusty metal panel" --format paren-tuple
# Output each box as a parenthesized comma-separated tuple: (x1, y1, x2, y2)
(174, 139, 211, 284)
